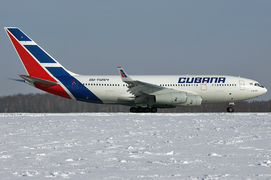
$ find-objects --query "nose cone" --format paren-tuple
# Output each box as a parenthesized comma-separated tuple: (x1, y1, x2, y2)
(260, 87, 268, 96)
(264, 87, 268, 94)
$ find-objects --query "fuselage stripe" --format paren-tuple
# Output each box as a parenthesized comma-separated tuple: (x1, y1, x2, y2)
(46, 67, 103, 103)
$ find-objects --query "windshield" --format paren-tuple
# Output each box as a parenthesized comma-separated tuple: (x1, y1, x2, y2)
(254, 83, 264, 88)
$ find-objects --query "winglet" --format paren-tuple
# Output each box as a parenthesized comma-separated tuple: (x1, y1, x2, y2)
(117, 66, 133, 82)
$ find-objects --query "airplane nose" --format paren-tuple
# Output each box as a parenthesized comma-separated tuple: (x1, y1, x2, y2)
(262, 87, 268, 95)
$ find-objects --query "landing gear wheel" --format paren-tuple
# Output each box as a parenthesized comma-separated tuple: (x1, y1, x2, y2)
(137, 107, 143, 112)
(144, 107, 151, 112)
(130, 107, 137, 113)
(227, 106, 234, 113)
(150, 107, 157, 113)
(130, 107, 157, 113)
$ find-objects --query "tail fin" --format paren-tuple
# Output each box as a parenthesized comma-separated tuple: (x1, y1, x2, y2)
(5, 27, 73, 99)
(4, 27, 75, 78)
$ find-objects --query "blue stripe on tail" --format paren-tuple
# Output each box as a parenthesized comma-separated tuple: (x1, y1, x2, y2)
(46, 67, 103, 103)
(24, 45, 56, 63)
(7, 28, 31, 41)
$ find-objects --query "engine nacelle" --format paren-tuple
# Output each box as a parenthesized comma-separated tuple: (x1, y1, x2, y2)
(178, 95, 202, 107)
(154, 92, 187, 105)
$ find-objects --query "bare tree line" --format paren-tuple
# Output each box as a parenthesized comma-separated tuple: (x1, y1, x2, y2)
(0, 93, 270, 113)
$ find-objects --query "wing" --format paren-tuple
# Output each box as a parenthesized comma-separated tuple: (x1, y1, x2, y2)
(117, 67, 197, 106)
(117, 67, 165, 97)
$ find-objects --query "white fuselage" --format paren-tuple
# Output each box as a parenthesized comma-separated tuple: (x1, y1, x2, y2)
(73, 75, 267, 106)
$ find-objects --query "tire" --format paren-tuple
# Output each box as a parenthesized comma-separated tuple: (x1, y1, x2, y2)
(144, 107, 151, 112)
(137, 107, 143, 113)
(150, 107, 157, 113)
(227, 107, 234, 113)
(130, 107, 137, 113)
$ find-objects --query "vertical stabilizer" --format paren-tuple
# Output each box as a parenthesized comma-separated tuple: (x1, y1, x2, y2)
(4, 27, 73, 99)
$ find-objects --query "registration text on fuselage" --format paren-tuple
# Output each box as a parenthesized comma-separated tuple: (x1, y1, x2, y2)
(89, 78, 110, 81)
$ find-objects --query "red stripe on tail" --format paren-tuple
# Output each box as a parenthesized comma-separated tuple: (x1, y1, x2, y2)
(7, 30, 55, 81)
(7, 30, 71, 99)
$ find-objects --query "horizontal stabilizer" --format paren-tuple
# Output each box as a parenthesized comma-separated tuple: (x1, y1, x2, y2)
(19, 75, 58, 86)
(8, 78, 25, 83)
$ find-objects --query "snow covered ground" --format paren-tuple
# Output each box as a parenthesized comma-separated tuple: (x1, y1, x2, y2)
(0, 113, 271, 180)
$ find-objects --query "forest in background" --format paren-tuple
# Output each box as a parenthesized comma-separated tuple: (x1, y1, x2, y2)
(0, 93, 270, 113)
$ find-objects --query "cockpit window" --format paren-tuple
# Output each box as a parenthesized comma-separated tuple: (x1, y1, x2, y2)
(254, 83, 264, 88)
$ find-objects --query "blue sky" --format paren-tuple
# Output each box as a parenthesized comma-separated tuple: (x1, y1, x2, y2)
(1, 0, 271, 101)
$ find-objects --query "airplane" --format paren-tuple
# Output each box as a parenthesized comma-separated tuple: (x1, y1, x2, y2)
(4, 27, 268, 113)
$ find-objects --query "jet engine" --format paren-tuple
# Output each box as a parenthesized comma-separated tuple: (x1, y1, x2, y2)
(152, 88, 202, 107)
(154, 92, 187, 105)
(178, 95, 202, 106)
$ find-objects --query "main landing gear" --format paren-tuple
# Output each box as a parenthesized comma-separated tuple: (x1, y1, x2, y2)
(130, 107, 157, 113)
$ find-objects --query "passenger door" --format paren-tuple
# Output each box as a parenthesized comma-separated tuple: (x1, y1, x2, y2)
(201, 81, 207, 91)
(239, 80, 245, 90)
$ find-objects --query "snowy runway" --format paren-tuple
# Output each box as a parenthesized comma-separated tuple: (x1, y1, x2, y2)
(0, 113, 271, 179)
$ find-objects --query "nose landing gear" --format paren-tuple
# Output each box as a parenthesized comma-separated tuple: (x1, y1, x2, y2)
(227, 102, 235, 112)
(227, 106, 234, 112)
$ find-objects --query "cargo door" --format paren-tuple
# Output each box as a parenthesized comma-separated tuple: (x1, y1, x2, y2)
(215, 90, 225, 102)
